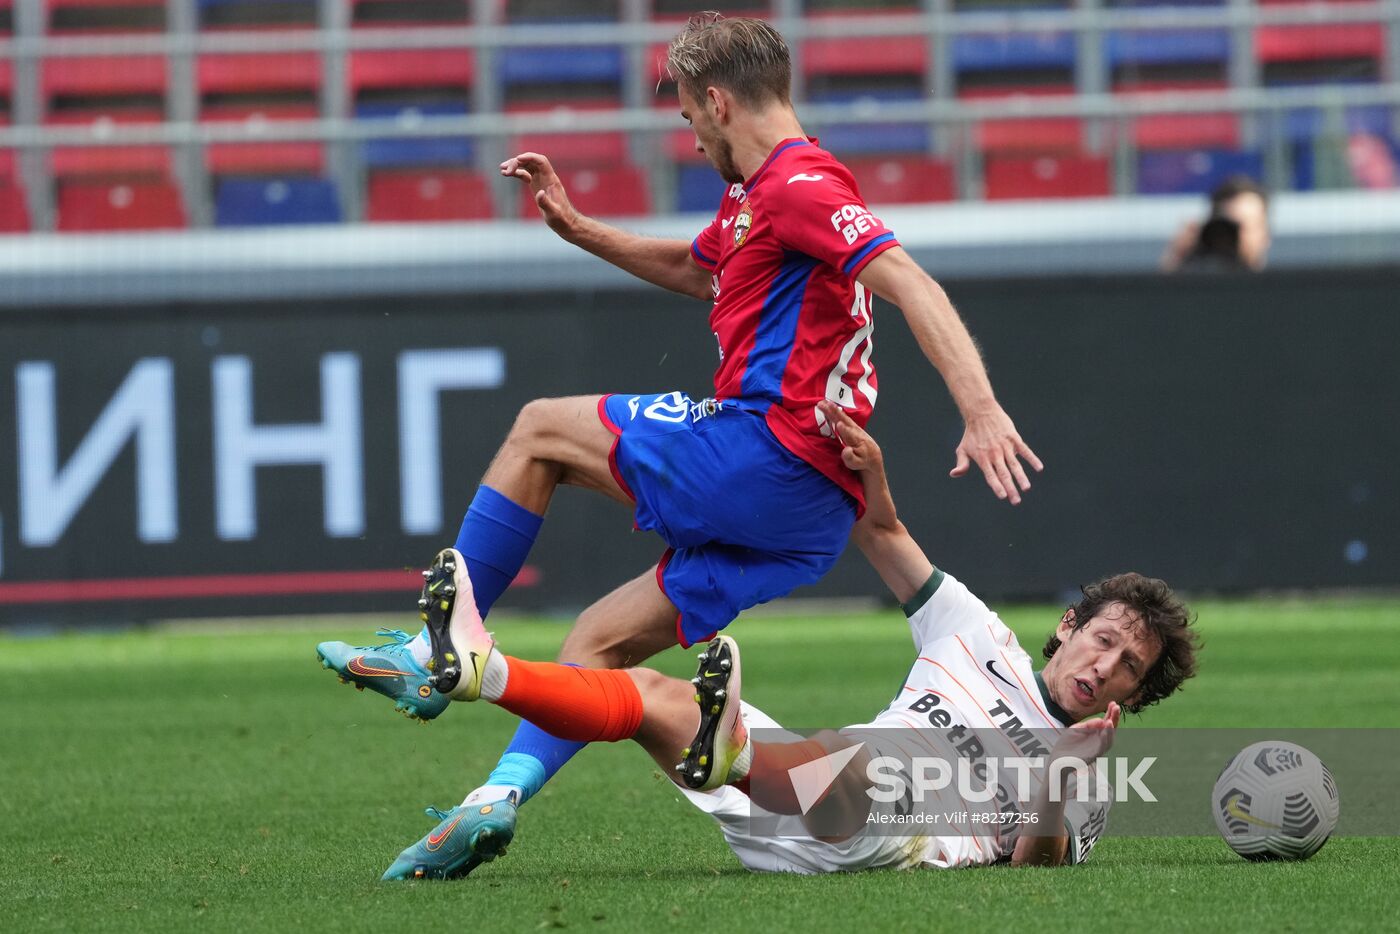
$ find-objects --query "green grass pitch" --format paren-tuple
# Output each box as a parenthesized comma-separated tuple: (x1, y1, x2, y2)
(3, 597, 1398, 933)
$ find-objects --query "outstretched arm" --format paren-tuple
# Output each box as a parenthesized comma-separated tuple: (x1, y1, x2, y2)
(502, 152, 713, 300)
(1011, 702, 1121, 867)
(818, 401, 933, 606)
(857, 247, 1043, 505)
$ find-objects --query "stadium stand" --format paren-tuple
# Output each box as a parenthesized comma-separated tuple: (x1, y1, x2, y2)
(0, 0, 1394, 231)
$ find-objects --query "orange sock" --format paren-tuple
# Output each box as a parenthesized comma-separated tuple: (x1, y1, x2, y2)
(742, 739, 833, 815)
(494, 658, 643, 743)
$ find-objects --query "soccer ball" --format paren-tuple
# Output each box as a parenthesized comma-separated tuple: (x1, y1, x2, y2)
(1211, 741, 1339, 861)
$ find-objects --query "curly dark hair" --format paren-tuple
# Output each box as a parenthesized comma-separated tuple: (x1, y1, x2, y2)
(1042, 572, 1200, 714)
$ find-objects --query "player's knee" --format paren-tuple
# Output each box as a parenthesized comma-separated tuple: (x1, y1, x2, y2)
(505, 398, 560, 457)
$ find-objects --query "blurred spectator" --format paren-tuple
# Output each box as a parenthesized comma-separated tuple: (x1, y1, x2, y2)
(1161, 176, 1271, 273)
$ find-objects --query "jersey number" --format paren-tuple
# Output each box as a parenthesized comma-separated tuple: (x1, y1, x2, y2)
(816, 284, 876, 436)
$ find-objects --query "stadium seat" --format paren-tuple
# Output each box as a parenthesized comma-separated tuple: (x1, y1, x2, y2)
(0, 184, 29, 232)
(806, 87, 930, 156)
(1135, 148, 1264, 195)
(45, 112, 171, 179)
(506, 99, 628, 167)
(847, 155, 956, 205)
(199, 52, 320, 103)
(366, 168, 493, 222)
(676, 163, 727, 212)
(43, 55, 165, 112)
(55, 179, 185, 231)
(1112, 81, 1240, 150)
(1256, 23, 1384, 64)
(199, 0, 317, 30)
(952, 30, 1075, 74)
(801, 9, 927, 81)
(498, 46, 624, 90)
(983, 153, 1110, 199)
(357, 102, 474, 168)
(47, 0, 165, 33)
(349, 48, 474, 103)
(353, 0, 469, 26)
(215, 177, 342, 225)
(199, 54, 322, 176)
(959, 84, 1082, 153)
(1104, 29, 1230, 70)
(517, 164, 649, 218)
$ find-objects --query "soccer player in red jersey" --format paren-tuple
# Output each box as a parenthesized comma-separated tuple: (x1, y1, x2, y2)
(321, 13, 1044, 880)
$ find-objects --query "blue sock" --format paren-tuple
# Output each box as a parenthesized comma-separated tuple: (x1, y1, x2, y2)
(449, 490, 577, 804)
(453, 485, 543, 620)
(487, 720, 587, 805)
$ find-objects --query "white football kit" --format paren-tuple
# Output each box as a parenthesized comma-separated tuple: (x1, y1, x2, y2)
(679, 569, 1111, 874)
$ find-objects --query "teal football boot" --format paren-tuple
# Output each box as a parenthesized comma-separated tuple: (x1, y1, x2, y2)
(316, 628, 449, 722)
(381, 800, 517, 881)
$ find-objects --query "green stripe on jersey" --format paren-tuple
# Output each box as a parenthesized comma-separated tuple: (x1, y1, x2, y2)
(901, 568, 946, 618)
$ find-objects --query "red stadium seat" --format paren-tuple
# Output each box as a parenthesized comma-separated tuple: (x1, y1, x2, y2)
(983, 154, 1111, 200)
(847, 155, 955, 205)
(198, 52, 321, 99)
(1113, 81, 1240, 150)
(206, 140, 325, 176)
(802, 10, 926, 79)
(960, 84, 1084, 153)
(506, 99, 628, 166)
(1256, 24, 1384, 63)
(43, 55, 165, 104)
(366, 168, 493, 221)
(0, 185, 29, 232)
(55, 179, 185, 231)
(46, 111, 171, 178)
(518, 164, 650, 218)
(350, 48, 474, 97)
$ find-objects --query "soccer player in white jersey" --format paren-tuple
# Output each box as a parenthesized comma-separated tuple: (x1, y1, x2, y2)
(384, 401, 1198, 878)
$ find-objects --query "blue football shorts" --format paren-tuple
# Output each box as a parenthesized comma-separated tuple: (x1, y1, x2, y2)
(598, 391, 856, 647)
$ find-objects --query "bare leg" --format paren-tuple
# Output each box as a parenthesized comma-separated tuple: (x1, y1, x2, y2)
(480, 395, 628, 514)
(558, 567, 682, 668)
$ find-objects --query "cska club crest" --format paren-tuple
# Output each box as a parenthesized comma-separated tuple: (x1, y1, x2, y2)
(733, 202, 753, 247)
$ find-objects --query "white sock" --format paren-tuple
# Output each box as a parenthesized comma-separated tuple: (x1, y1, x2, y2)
(461, 784, 521, 807)
(730, 740, 754, 783)
(406, 627, 433, 667)
(478, 650, 509, 702)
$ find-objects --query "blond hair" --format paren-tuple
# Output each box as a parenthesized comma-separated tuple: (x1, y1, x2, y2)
(665, 12, 791, 108)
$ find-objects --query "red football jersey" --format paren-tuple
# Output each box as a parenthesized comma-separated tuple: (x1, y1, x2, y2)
(689, 138, 899, 511)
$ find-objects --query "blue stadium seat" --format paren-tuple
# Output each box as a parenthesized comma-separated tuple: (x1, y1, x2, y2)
(1136, 148, 1264, 195)
(498, 46, 624, 86)
(677, 164, 728, 213)
(1105, 30, 1230, 67)
(952, 31, 1075, 72)
(215, 177, 342, 226)
(355, 102, 474, 168)
(806, 87, 931, 155)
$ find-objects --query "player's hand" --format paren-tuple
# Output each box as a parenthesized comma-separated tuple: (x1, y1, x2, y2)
(818, 400, 882, 472)
(500, 152, 580, 238)
(1054, 701, 1121, 764)
(950, 406, 1043, 505)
